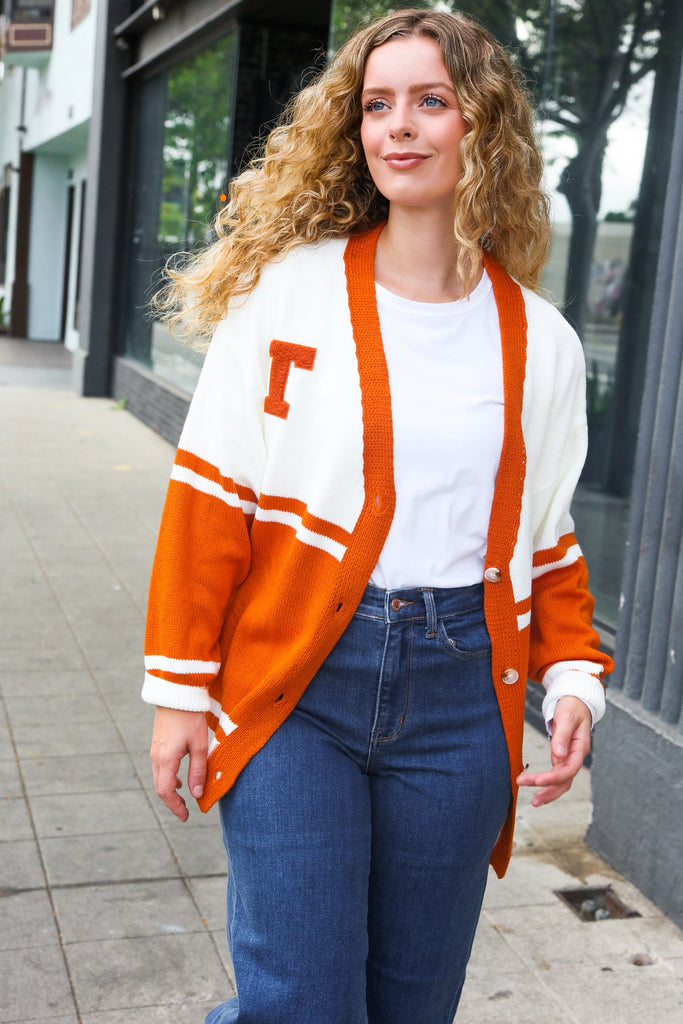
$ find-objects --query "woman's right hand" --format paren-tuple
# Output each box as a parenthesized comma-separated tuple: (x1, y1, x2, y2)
(150, 706, 208, 821)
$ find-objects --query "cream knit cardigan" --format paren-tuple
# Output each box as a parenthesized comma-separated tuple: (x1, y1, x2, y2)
(143, 225, 613, 876)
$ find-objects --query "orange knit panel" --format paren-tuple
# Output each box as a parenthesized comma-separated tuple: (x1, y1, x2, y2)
(481, 251, 530, 877)
(145, 478, 252, 667)
(529, 538, 614, 682)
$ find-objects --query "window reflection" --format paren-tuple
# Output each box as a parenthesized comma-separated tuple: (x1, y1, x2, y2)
(124, 33, 236, 393)
(330, 0, 680, 629)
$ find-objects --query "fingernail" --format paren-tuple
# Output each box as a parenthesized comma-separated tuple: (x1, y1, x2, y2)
(192, 785, 203, 797)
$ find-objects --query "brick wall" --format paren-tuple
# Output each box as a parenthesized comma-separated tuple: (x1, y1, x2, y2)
(113, 356, 189, 446)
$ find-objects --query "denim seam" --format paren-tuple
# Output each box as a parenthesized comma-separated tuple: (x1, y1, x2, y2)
(376, 621, 412, 746)
(365, 620, 392, 773)
(436, 620, 492, 662)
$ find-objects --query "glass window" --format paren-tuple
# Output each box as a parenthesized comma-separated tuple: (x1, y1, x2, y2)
(123, 33, 237, 394)
(330, 0, 680, 630)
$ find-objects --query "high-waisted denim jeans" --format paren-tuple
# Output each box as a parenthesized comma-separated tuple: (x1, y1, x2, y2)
(206, 583, 511, 1024)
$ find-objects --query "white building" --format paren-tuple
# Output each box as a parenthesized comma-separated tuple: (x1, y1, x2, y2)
(0, 0, 96, 349)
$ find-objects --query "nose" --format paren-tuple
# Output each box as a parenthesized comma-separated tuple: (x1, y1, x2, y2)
(388, 102, 415, 140)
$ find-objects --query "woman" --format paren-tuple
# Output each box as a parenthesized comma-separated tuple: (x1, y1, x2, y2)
(145, 9, 613, 1023)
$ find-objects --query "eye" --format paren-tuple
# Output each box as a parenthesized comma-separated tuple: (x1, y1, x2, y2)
(362, 98, 389, 113)
(422, 94, 446, 108)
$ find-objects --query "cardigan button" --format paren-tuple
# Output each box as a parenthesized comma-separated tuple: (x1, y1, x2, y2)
(484, 567, 502, 583)
(502, 668, 519, 685)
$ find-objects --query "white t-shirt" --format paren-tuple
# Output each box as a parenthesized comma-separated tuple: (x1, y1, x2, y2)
(370, 270, 600, 730)
(370, 269, 504, 590)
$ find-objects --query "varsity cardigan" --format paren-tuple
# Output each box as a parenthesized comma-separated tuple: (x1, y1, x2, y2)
(143, 224, 613, 877)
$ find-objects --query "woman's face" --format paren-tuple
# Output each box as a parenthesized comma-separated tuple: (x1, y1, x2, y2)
(360, 35, 468, 216)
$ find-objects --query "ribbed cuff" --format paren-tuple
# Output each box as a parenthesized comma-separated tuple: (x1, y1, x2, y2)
(141, 673, 211, 712)
(542, 669, 606, 734)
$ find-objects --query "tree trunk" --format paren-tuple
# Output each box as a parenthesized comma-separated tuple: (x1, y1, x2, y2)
(557, 128, 608, 341)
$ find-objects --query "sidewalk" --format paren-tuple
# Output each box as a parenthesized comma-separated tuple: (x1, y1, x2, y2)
(1, 344, 682, 1024)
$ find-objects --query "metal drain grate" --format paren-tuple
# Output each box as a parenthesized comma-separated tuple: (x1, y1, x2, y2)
(555, 886, 641, 922)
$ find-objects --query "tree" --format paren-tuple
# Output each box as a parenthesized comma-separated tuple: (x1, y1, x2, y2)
(521, 0, 662, 341)
(160, 35, 236, 253)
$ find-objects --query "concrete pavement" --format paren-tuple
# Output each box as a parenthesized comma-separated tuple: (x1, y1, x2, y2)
(1, 340, 682, 1023)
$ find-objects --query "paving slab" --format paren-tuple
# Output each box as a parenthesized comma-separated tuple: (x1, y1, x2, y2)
(29, 788, 159, 839)
(0, 644, 89, 673)
(161, 815, 227, 879)
(11, 717, 127, 759)
(39, 829, 180, 888)
(3, 796, 34, 842)
(527, 958, 683, 1024)
(187, 875, 229, 932)
(0, 756, 23, 798)
(110, 700, 157, 754)
(0, 667, 99, 699)
(66, 932, 230, 1014)
(3, 691, 110, 729)
(19, 752, 142, 798)
(0, 945, 76, 1023)
(0, 709, 13, 760)
(52, 879, 208, 944)
(0, 839, 47, 892)
(75, 625, 147, 670)
(457, 971, 568, 1024)
(0, 889, 61, 951)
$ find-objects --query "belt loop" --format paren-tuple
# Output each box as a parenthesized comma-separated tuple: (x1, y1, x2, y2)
(423, 588, 437, 637)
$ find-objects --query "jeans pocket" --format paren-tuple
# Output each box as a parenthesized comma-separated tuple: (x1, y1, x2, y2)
(437, 611, 492, 661)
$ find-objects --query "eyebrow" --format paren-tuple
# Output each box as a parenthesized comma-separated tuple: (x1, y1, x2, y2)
(361, 81, 457, 98)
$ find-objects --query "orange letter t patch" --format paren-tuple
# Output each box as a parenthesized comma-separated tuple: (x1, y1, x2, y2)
(264, 340, 317, 419)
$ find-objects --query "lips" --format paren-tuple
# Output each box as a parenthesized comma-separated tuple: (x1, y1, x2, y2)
(382, 152, 430, 169)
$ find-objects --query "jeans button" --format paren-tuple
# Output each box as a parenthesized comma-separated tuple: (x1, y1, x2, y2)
(391, 598, 402, 611)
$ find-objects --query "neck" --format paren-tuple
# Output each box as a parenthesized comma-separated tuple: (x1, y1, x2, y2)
(374, 206, 481, 303)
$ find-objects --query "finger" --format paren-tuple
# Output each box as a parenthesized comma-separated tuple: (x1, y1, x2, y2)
(187, 742, 208, 800)
(157, 768, 189, 821)
(528, 780, 572, 806)
(154, 748, 189, 821)
(517, 761, 577, 787)
(550, 724, 586, 767)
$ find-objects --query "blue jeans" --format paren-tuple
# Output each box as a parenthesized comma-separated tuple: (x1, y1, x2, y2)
(206, 584, 511, 1024)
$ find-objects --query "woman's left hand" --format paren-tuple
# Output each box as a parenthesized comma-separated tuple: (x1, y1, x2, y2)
(516, 695, 592, 807)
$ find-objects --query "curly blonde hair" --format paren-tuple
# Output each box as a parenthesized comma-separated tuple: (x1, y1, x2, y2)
(154, 8, 551, 343)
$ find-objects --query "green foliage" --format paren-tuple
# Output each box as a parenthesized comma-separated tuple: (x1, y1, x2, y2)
(158, 34, 236, 255)
(329, 1, 400, 51)
(0, 294, 7, 331)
